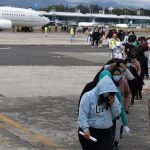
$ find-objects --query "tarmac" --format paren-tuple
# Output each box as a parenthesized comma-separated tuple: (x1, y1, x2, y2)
(0, 32, 88, 45)
(0, 32, 149, 150)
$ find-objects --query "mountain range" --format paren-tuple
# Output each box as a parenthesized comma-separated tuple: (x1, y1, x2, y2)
(0, 0, 148, 9)
(0, 0, 68, 8)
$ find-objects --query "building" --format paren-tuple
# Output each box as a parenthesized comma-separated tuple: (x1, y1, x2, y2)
(39, 11, 150, 25)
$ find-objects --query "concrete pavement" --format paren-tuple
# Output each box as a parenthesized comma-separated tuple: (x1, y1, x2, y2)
(0, 32, 88, 45)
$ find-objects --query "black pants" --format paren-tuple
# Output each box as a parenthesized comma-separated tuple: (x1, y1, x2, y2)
(78, 127, 113, 150)
(135, 75, 144, 99)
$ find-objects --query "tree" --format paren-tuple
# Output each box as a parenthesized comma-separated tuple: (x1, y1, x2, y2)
(144, 9, 150, 16)
(77, 4, 88, 14)
(89, 5, 101, 13)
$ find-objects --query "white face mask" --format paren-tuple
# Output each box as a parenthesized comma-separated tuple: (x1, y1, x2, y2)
(126, 63, 131, 68)
(119, 68, 125, 73)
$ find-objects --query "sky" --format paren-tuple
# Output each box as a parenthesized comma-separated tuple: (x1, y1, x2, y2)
(114, 0, 150, 7)
(67, 0, 150, 9)
(0, 0, 149, 9)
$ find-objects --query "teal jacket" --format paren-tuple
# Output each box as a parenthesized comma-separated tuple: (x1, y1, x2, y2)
(99, 70, 128, 126)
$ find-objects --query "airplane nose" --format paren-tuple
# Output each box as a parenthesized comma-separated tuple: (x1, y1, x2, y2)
(45, 17, 50, 24)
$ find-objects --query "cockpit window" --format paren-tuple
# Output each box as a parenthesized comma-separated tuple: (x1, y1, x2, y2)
(39, 14, 43, 17)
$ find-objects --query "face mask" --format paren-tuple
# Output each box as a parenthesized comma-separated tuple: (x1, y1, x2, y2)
(113, 75, 121, 82)
(126, 63, 131, 68)
(119, 68, 125, 73)
(131, 59, 135, 63)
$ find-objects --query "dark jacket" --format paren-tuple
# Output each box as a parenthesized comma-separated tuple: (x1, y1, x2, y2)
(138, 55, 148, 78)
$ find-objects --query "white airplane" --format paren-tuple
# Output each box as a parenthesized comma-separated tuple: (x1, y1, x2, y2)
(78, 20, 100, 27)
(0, 6, 50, 30)
(116, 24, 129, 28)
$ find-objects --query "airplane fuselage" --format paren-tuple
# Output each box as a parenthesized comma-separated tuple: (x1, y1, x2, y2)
(0, 6, 50, 29)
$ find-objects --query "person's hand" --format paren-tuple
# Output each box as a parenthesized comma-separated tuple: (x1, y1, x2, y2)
(108, 95, 115, 106)
(123, 125, 132, 135)
(125, 107, 129, 114)
(83, 131, 91, 140)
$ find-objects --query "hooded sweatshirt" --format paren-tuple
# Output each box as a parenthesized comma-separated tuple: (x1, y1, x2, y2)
(99, 70, 128, 126)
(78, 75, 121, 132)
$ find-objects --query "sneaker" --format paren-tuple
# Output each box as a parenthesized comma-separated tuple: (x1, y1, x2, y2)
(113, 142, 119, 150)
(114, 146, 119, 150)
(98, 44, 102, 47)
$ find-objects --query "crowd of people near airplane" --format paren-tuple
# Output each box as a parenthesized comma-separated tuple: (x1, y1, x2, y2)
(78, 28, 150, 150)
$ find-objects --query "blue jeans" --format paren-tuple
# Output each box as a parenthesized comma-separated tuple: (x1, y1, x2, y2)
(70, 35, 75, 42)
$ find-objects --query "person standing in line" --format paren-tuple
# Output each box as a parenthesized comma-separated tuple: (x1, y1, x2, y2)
(117, 59, 134, 81)
(91, 27, 100, 47)
(123, 31, 131, 44)
(109, 33, 119, 49)
(78, 76, 121, 150)
(136, 46, 149, 99)
(111, 67, 131, 114)
(125, 58, 143, 105)
(110, 67, 130, 150)
(129, 54, 141, 76)
(99, 70, 128, 150)
(112, 41, 123, 59)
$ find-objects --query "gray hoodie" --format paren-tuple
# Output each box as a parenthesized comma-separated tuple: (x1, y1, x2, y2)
(78, 75, 121, 132)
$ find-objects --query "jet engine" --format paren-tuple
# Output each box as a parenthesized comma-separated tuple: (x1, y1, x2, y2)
(0, 19, 12, 29)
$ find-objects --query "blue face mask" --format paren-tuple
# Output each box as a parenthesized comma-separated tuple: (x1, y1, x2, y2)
(113, 75, 121, 82)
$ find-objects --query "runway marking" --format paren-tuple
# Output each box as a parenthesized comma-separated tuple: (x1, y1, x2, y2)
(0, 114, 59, 148)
(0, 47, 11, 50)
